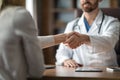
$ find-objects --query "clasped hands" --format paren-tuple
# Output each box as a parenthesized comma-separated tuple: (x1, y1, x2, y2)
(64, 32, 90, 49)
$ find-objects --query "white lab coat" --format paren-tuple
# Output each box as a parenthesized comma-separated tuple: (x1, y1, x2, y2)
(56, 10, 120, 67)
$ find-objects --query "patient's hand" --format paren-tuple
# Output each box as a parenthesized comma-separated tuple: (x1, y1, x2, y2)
(63, 59, 82, 68)
(64, 32, 90, 49)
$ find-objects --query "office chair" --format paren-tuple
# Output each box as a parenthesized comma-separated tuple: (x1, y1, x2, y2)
(74, 8, 120, 66)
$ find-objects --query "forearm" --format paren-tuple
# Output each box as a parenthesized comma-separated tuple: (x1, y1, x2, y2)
(38, 36, 55, 49)
(54, 33, 66, 45)
(38, 33, 66, 49)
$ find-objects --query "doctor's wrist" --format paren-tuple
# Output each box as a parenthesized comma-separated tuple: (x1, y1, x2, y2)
(82, 35, 90, 44)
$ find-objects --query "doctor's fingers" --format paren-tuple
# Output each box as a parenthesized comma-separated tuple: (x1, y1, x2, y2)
(66, 37, 82, 48)
(76, 34, 90, 44)
(64, 62, 79, 68)
(65, 34, 79, 44)
(64, 62, 77, 68)
(67, 41, 80, 49)
(66, 32, 76, 39)
(64, 60, 79, 68)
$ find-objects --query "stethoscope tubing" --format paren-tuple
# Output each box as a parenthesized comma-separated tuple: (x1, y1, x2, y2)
(72, 13, 105, 34)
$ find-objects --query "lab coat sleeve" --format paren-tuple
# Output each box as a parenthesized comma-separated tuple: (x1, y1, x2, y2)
(14, 7, 45, 78)
(55, 21, 75, 65)
(90, 18, 120, 53)
(37, 35, 55, 49)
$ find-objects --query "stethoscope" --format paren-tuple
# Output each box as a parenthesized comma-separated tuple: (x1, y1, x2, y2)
(72, 13, 105, 34)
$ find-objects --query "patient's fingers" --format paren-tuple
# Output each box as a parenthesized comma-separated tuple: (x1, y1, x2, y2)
(64, 33, 82, 48)
(66, 32, 75, 39)
(64, 32, 90, 49)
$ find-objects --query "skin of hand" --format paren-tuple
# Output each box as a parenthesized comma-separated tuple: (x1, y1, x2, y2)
(64, 32, 90, 49)
(63, 59, 83, 68)
(63, 32, 80, 49)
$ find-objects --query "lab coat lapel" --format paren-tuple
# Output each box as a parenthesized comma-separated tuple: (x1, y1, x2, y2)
(78, 14, 88, 34)
(88, 10, 103, 34)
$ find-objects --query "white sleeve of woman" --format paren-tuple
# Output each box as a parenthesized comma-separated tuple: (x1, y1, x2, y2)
(38, 35, 55, 49)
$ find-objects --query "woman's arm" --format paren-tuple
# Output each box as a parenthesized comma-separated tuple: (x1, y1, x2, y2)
(38, 33, 66, 49)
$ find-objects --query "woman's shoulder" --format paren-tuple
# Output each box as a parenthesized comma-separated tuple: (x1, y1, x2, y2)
(2, 6, 33, 26)
(4, 6, 26, 11)
(13, 6, 29, 15)
(2, 6, 30, 16)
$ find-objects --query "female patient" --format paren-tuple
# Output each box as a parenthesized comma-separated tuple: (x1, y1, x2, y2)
(0, 0, 68, 80)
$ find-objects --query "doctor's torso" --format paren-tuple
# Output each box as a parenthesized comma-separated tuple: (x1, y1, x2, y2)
(58, 10, 119, 66)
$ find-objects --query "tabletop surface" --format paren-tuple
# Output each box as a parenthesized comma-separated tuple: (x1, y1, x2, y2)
(42, 66, 120, 80)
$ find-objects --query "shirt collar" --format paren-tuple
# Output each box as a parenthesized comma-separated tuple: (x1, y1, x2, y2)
(94, 10, 104, 26)
(77, 9, 104, 27)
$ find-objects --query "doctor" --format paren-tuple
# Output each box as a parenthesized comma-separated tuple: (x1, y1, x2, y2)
(56, 0, 120, 67)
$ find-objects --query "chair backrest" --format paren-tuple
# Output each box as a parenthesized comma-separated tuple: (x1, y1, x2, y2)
(75, 8, 120, 20)
(74, 8, 120, 66)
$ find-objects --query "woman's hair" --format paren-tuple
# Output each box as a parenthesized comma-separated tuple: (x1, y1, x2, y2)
(2, 0, 25, 9)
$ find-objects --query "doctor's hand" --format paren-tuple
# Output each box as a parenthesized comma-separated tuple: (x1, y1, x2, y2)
(64, 32, 90, 49)
(64, 32, 82, 49)
(63, 59, 83, 68)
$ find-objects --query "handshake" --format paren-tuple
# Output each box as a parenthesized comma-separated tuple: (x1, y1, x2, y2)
(55, 32, 90, 49)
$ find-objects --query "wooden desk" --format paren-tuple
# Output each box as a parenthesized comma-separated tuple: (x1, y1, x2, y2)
(42, 66, 120, 80)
